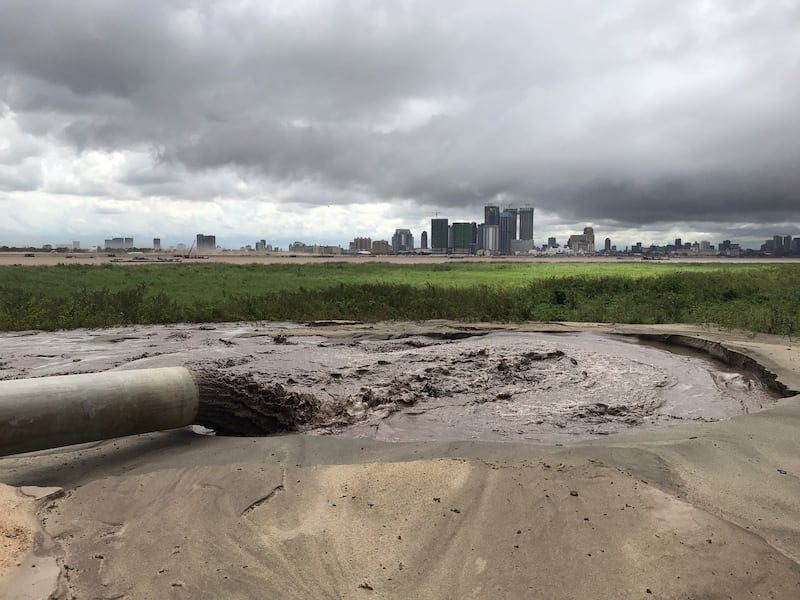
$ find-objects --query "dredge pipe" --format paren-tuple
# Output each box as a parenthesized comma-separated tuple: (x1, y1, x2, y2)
(0, 367, 199, 456)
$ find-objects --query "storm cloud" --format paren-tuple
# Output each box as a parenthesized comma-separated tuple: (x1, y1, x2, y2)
(1, 0, 799, 246)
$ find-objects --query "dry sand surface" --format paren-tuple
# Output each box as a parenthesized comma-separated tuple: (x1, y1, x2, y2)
(0, 484, 34, 577)
(1, 321, 800, 598)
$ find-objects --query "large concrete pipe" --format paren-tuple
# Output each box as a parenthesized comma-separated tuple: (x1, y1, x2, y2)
(0, 366, 321, 456)
(0, 367, 199, 456)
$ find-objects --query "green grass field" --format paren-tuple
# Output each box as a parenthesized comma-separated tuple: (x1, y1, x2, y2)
(0, 261, 798, 335)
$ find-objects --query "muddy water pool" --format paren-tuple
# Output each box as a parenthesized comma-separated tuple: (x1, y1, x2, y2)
(0, 325, 779, 444)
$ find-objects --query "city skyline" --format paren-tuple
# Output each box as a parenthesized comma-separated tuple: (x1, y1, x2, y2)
(5, 206, 798, 256)
(1, 3, 798, 251)
(3, 197, 798, 253)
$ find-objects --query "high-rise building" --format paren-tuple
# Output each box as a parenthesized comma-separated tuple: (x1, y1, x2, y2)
(476, 223, 485, 250)
(674, 238, 682, 249)
(349, 237, 372, 252)
(197, 234, 216, 251)
(451, 222, 472, 253)
(391, 229, 414, 253)
(104, 237, 134, 250)
(604, 237, 611, 253)
(518, 207, 534, 241)
(153, 238, 161, 251)
(499, 211, 514, 255)
(371, 240, 390, 255)
(431, 218, 449, 251)
(567, 234, 585, 252)
(420, 231, 428, 250)
(784, 235, 793, 253)
(503, 207, 518, 241)
(471, 222, 479, 245)
(567, 227, 595, 253)
(583, 227, 595, 253)
(548, 237, 557, 248)
(484, 205, 500, 227)
(483, 225, 499, 253)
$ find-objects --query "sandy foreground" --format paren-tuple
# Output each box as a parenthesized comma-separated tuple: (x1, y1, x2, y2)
(1, 321, 799, 599)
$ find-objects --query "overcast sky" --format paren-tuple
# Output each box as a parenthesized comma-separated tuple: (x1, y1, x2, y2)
(1, 0, 799, 250)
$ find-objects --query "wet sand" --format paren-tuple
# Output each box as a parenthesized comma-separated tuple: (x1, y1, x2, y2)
(1, 321, 799, 598)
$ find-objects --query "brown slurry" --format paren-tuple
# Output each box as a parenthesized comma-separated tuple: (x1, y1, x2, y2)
(0, 324, 783, 442)
(193, 370, 320, 436)
(184, 330, 779, 441)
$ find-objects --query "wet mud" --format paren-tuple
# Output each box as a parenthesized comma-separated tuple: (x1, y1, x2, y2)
(0, 323, 781, 443)
(193, 371, 319, 436)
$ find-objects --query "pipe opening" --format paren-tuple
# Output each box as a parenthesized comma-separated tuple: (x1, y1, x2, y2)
(193, 370, 319, 436)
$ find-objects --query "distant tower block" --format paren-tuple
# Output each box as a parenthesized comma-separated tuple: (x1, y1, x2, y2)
(431, 218, 449, 251)
(451, 222, 472, 253)
(499, 211, 514, 255)
(518, 207, 534, 241)
(484, 205, 500, 227)
(391, 229, 414, 253)
(104, 237, 133, 250)
(483, 224, 499, 253)
(503, 208, 518, 241)
(583, 227, 595, 253)
(153, 238, 161, 251)
(349, 237, 372, 252)
(196, 234, 216, 251)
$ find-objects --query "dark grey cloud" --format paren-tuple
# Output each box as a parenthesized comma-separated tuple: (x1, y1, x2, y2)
(1, 0, 799, 239)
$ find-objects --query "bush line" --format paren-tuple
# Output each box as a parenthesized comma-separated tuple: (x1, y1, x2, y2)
(1, 268, 798, 336)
